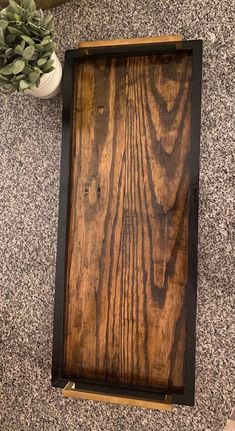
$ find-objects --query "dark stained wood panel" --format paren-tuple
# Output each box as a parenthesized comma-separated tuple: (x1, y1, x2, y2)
(63, 52, 192, 391)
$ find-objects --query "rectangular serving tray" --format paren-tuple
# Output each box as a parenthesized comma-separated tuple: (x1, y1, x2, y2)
(52, 36, 202, 408)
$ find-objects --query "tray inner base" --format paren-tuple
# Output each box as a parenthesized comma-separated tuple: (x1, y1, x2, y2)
(63, 51, 192, 392)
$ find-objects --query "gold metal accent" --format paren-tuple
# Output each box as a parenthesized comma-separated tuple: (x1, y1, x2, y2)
(78, 35, 183, 50)
(63, 382, 172, 411)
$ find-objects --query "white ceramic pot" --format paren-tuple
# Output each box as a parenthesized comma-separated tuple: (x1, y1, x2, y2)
(26, 52, 62, 99)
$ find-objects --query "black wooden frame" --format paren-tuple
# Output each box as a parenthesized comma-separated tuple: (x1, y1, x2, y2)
(51, 40, 202, 406)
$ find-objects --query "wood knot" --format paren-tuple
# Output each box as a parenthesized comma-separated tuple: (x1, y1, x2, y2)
(84, 176, 101, 205)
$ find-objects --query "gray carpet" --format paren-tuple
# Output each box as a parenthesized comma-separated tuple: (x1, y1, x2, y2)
(1, 0, 234, 430)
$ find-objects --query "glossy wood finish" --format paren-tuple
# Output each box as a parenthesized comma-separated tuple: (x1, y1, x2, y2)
(63, 52, 192, 392)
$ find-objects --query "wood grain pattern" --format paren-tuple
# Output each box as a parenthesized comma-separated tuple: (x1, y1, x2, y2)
(63, 52, 192, 391)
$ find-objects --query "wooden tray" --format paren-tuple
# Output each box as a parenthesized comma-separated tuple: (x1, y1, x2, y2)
(52, 36, 202, 409)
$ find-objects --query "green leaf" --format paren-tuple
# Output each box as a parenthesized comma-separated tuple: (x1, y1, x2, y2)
(47, 21, 54, 32)
(20, 40, 26, 49)
(42, 58, 54, 72)
(0, 74, 8, 81)
(28, 83, 37, 90)
(37, 57, 47, 66)
(5, 12, 16, 21)
(13, 59, 25, 74)
(38, 9, 44, 21)
(41, 51, 51, 58)
(10, 75, 17, 83)
(34, 66, 43, 74)
(22, 64, 33, 73)
(0, 56, 7, 66)
(30, 17, 41, 26)
(35, 43, 44, 53)
(28, 71, 40, 83)
(6, 48, 14, 58)
(22, 0, 36, 11)
(18, 23, 31, 37)
(41, 29, 50, 36)
(41, 35, 51, 45)
(31, 10, 41, 19)
(0, 63, 14, 75)
(43, 13, 53, 28)
(3, 82, 14, 91)
(21, 35, 35, 45)
(28, 22, 41, 33)
(8, 26, 23, 36)
(19, 79, 29, 90)
(26, 28, 42, 39)
(13, 12, 21, 21)
(9, 0, 24, 14)
(43, 42, 55, 52)
(23, 45, 35, 60)
(26, 28, 43, 39)
(15, 73, 25, 80)
(44, 66, 54, 73)
(15, 44, 24, 55)
(0, 27, 6, 46)
(21, 0, 31, 8)
(0, 20, 8, 30)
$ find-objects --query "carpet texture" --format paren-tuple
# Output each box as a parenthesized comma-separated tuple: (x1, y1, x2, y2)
(1, 1, 234, 430)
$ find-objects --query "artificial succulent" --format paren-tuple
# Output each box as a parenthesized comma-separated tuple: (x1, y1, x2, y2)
(0, 0, 55, 92)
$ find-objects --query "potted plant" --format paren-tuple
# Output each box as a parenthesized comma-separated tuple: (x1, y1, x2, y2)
(0, 0, 68, 8)
(0, 0, 62, 98)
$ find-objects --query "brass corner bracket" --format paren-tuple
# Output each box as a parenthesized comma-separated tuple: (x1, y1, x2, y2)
(77, 35, 183, 54)
(62, 382, 172, 411)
